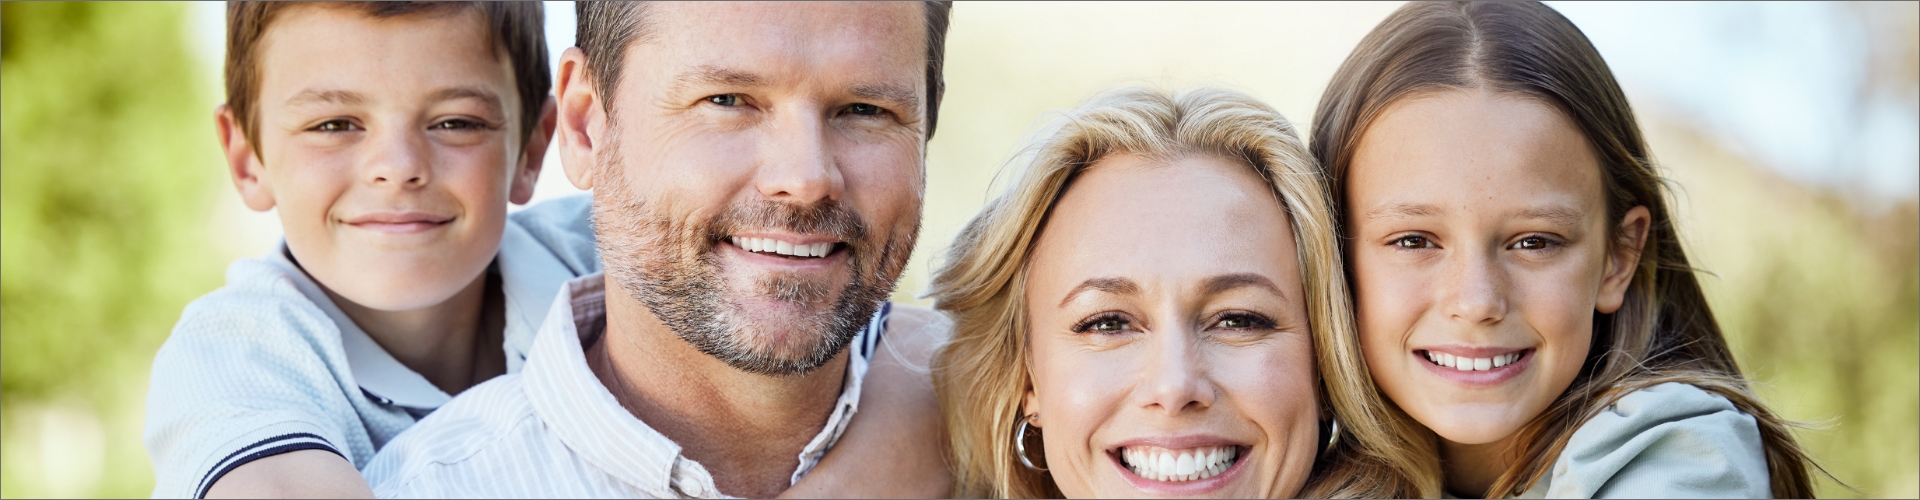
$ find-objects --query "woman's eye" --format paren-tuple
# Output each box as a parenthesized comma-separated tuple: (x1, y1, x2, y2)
(1213, 312, 1275, 331)
(1072, 314, 1132, 334)
(845, 103, 882, 116)
(1392, 235, 1432, 249)
(312, 120, 358, 132)
(1512, 236, 1556, 251)
(706, 94, 741, 107)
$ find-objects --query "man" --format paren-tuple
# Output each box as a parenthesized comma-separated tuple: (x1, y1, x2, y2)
(362, 2, 953, 497)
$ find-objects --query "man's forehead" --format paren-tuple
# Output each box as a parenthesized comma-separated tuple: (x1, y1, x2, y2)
(635, 2, 925, 78)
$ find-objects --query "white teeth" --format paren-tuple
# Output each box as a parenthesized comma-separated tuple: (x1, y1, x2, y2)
(731, 237, 834, 258)
(1121, 446, 1238, 482)
(1426, 351, 1527, 371)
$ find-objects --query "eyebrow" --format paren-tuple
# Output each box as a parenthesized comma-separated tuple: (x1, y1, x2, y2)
(283, 87, 505, 115)
(670, 65, 767, 96)
(1515, 205, 1586, 228)
(1059, 277, 1140, 307)
(1199, 273, 1286, 301)
(1365, 202, 1442, 221)
(286, 89, 367, 107)
(849, 83, 921, 113)
(426, 86, 505, 115)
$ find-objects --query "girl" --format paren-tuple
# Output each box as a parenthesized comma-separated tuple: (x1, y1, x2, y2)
(1309, 2, 1825, 497)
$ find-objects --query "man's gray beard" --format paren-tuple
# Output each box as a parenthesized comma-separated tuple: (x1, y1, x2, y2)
(590, 147, 915, 377)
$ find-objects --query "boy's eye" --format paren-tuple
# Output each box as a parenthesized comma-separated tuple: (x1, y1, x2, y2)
(1392, 235, 1433, 249)
(706, 94, 741, 107)
(845, 103, 882, 116)
(1512, 236, 1556, 250)
(312, 120, 359, 132)
(431, 119, 484, 131)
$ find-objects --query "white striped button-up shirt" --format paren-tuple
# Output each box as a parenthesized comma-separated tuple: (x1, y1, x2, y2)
(362, 272, 886, 498)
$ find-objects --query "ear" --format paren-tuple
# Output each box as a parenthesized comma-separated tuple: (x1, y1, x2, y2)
(509, 96, 560, 205)
(217, 104, 276, 212)
(554, 47, 605, 191)
(1596, 205, 1652, 314)
(1021, 385, 1043, 429)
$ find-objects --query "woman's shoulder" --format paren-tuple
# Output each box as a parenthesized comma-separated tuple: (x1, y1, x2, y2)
(1528, 382, 1772, 498)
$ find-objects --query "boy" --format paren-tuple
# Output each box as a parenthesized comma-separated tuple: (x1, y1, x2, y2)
(143, 3, 597, 497)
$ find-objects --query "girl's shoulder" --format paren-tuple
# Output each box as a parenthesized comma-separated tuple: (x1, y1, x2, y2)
(1523, 382, 1772, 498)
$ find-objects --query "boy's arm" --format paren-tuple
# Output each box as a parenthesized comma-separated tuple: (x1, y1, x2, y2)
(145, 270, 373, 498)
(782, 305, 953, 498)
(204, 450, 372, 499)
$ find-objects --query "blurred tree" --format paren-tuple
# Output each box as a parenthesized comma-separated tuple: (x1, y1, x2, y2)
(2, 2, 224, 496)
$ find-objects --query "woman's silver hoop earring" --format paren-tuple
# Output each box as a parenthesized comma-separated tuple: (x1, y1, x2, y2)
(1324, 416, 1343, 454)
(1014, 415, 1047, 472)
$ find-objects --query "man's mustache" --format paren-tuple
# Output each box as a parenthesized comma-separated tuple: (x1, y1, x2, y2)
(700, 200, 870, 248)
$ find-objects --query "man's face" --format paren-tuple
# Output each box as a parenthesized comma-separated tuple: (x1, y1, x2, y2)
(570, 2, 928, 376)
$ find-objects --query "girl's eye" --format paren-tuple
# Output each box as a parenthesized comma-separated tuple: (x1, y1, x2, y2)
(1392, 235, 1433, 249)
(1512, 236, 1557, 251)
(706, 94, 741, 107)
(1071, 314, 1132, 334)
(1212, 312, 1276, 331)
(312, 120, 358, 132)
(845, 103, 882, 116)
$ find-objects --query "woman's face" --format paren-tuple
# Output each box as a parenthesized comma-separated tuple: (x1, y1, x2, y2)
(1344, 90, 1645, 448)
(1022, 154, 1321, 498)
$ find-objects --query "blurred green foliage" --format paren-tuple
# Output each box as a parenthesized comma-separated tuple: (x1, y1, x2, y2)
(2, 2, 224, 496)
(1652, 119, 1920, 498)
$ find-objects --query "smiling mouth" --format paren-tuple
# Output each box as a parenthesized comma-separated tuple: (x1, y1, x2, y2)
(1419, 349, 1531, 371)
(728, 236, 841, 259)
(1117, 445, 1241, 482)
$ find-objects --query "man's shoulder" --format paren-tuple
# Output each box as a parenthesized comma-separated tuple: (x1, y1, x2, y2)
(880, 303, 950, 366)
(364, 374, 538, 493)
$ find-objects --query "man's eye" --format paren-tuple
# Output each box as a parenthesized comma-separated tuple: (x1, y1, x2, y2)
(312, 120, 358, 132)
(846, 103, 882, 116)
(1392, 236, 1432, 249)
(706, 94, 741, 107)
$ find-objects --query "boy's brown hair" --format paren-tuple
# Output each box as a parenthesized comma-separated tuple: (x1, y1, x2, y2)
(225, 2, 550, 158)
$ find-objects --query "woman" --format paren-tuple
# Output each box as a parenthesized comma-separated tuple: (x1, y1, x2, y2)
(928, 86, 1420, 498)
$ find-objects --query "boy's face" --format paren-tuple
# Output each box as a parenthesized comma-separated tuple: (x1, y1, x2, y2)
(222, 6, 540, 311)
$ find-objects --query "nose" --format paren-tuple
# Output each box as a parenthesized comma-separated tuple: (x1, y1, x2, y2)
(1441, 248, 1509, 325)
(1136, 328, 1215, 415)
(754, 109, 844, 204)
(362, 125, 430, 189)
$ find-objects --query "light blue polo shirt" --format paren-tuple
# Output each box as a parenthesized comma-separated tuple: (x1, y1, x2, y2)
(143, 195, 599, 498)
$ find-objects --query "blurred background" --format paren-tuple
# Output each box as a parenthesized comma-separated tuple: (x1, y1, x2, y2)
(2, 1, 1913, 497)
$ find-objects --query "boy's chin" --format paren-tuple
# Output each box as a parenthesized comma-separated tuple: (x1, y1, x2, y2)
(315, 258, 492, 313)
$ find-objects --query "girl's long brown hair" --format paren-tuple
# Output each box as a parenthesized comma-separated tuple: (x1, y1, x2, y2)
(1309, 2, 1826, 497)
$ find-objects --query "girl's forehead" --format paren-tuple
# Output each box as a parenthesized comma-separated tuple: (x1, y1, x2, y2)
(1348, 90, 1607, 220)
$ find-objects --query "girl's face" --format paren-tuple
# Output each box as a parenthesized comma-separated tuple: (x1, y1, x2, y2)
(1345, 90, 1647, 447)
(1022, 154, 1321, 498)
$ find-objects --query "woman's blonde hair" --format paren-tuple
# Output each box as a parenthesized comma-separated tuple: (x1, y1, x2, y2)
(1310, 2, 1827, 497)
(928, 86, 1422, 498)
